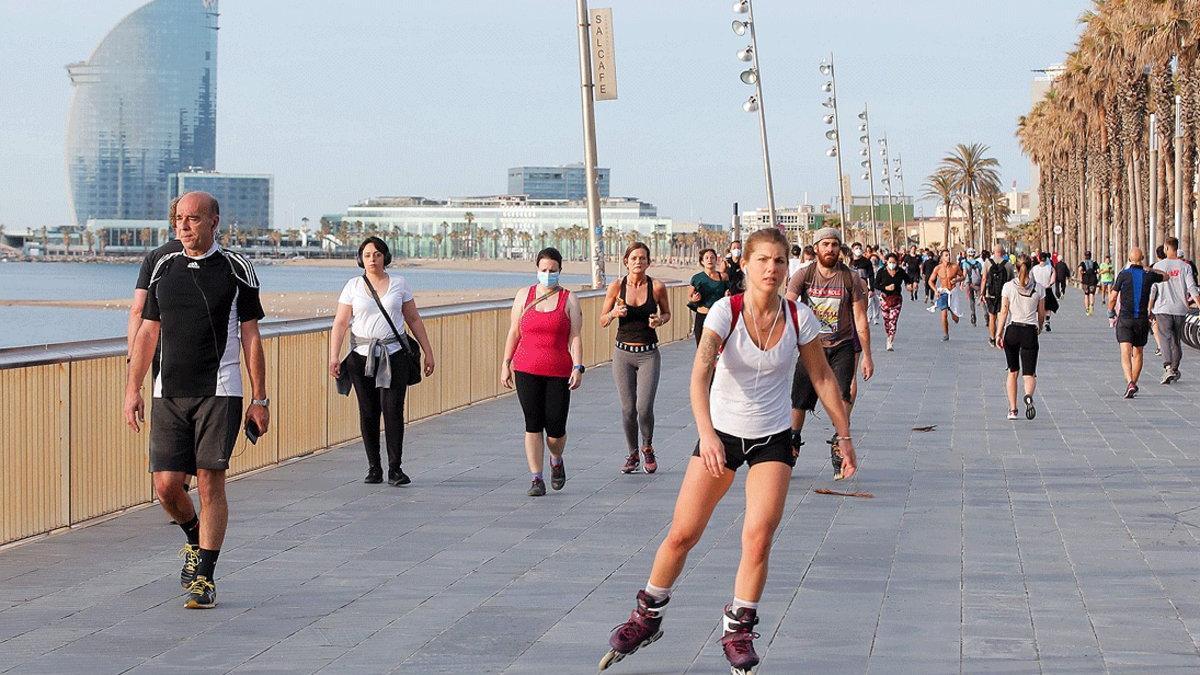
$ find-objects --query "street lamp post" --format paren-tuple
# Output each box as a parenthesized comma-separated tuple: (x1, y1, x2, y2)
(820, 54, 849, 241)
(857, 106, 878, 247)
(893, 154, 908, 250)
(878, 135, 896, 251)
(734, 0, 778, 231)
(1149, 112, 1158, 265)
(575, 0, 606, 288)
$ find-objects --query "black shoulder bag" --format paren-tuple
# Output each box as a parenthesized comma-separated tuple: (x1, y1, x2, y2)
(362, 275, 422, 386)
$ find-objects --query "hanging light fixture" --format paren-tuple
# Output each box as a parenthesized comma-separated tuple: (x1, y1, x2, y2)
(732, 20, 749, 36)
(737, 46, 753, 62)
(743, 95, 759, 113)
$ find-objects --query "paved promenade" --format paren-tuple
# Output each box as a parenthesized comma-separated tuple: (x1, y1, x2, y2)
(2, 293, 1199, 673)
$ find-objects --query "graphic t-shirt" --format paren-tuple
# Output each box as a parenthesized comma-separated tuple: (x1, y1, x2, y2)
(143, 244, 265, 398)
(786, 264, 865, 348)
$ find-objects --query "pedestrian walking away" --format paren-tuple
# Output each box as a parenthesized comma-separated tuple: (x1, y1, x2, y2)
(1078, 251, 1101, 316)
(1099, 254, 1115, 297)
(500, 248, 585, 496)
(328, 236, 436, 487)
(995, 254, 1046, 420)
(961, 248, 984, 326)
(123, 192, 269, 610)
(1108, 247, 1166, 399)
(1054, 255, 1071, 299)
(928, 249, 965, 341)
(982, 245, 1014, 346)
(875, 252, 911, 352)
(598, 228, 857, 675)
(1032, 251, 1059, 332)
(1150, 237, 1200, 384)
(786, 227, 873, 478)
(688, 248, 730, 347)
(602, 242, 672, 475)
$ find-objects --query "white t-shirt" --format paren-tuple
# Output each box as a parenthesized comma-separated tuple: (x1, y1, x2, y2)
(703, 295, 823, 439)
(1000, 279, 1044, 326)
(338, 274, 414, 355)
(1031, 263, 1054, 290)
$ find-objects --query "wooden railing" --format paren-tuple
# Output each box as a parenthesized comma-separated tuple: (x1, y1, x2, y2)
(0, 285, 693, 547)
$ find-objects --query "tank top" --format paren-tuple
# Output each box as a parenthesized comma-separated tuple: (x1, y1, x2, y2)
(616, 276, 658, 345)
(511, 286, 573, 378)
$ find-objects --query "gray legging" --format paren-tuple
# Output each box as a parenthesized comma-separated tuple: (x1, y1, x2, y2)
(612, 347, 661, 453)
(1157, 313, 1187, 371)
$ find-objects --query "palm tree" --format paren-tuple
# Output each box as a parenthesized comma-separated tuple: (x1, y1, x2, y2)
(464, 212, 478, 259)
(939, 143, 1000, 251)
(923, 171, 957, 251)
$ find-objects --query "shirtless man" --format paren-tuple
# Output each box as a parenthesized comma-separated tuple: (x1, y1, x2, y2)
(928, 249, 964, 341)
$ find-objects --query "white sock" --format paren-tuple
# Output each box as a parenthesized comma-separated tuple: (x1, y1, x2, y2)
(731, 597, 758, 612)
(643, 582, 672, 602)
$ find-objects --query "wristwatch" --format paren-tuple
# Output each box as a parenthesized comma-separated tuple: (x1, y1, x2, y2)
(572, 364, 586, 374)
(251, 398, 270, 408)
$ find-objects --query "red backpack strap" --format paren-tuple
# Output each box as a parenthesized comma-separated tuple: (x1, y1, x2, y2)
(721, 293, 745, 351)
(786, 298, 800, 344)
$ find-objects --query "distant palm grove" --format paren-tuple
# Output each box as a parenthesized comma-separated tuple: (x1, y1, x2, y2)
(1019, 0, 1200, 264)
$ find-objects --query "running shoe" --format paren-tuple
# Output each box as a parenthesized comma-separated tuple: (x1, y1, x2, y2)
(178, 544, 200, 589)
(885, 338, 894, 351)
(550, 459, 567, 490)
(1124, 382, 1138, 399)
(527, 477, 546, 497)
(388, 469, 411, 486)
(1171, 368, 1182, 383)
(621, 452, 640, 474)
(184, 576, 216, 609)
(1161, 365, 1173, 385)
(989, 337, 996, 347)
(1023, 394, 1036, 420)
(363, 467, 383, 484)
(1155, 347, 1162, 356)
(941, 334, 949, 342)
(1007, 409, 1019, 420)
(641, 446, 658, 474)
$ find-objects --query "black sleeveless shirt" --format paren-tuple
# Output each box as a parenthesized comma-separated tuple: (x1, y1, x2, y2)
(616, 276, 658, 345)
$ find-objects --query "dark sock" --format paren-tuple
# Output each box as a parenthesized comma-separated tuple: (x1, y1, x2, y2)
(179, 516, 200, 547)
(196, 548, 220, 580)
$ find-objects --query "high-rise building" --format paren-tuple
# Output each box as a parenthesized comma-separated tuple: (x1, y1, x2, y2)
(508, 164, 610, 200)
(170, 171, 273, 229)
(1029, 64, 1064, 219)
(65, 0, 219, 225)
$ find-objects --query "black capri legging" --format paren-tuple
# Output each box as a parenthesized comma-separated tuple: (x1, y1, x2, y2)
(514, 371, 571, 438)
(693, 310, 708, 346)
(1003, 323, 1039, 376)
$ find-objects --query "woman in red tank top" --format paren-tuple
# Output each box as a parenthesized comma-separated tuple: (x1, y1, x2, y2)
(500, 247, 584, 497)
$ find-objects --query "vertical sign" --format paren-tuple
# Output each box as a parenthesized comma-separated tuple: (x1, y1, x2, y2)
(590, 8, 617, 101)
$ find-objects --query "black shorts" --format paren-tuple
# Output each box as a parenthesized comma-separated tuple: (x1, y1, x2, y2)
(1082, 283, 1098, 295)
(693, 429, 795, 471)
(1116, 317, 1151, 347)
(150, 396, 242, 473)
(514, 371, 571, 438)
(792, 340, 855, 412)
(1003, 323, 1040, 376)
(985, 296, 1002, 315)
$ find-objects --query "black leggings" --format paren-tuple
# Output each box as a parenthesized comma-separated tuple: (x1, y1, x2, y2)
(1003, 323, 1039, 376)
(348, 351, 409, 472)
(515, 371, 571, 438)
(694, 311, 708, 346)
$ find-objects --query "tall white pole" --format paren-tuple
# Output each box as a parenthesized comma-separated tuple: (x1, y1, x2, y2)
(828, 53, 849, 241)
(861, 106, 879, 248)
(576, 0, 606, 287)
(746, 1, 778, 231)
(1150, 112, 1158, 265)
(880, 136, 895, 251)
(1175, 95, 1184, 241)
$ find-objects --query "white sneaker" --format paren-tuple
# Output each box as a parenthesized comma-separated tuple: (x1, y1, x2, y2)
(1161, 365, 1173, 385)
(1007, 410, 1019, 420)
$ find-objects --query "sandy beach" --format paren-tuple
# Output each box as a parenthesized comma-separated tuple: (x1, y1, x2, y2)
(280, 255, 697, 282)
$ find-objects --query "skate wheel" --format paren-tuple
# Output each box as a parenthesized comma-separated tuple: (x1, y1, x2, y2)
(598, 649, 624, 671)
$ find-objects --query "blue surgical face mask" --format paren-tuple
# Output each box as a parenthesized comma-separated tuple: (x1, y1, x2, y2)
(538, 270, 560, 287)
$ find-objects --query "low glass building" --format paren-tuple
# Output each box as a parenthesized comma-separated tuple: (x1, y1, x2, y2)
(65, 0, 219, 225)
(507, 164, 610, 201)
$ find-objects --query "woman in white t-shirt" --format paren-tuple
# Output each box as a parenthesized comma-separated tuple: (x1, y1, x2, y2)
(328, 237, 435, 486)
(600, 228, 857, 675)
(995, 254, 1045, 421)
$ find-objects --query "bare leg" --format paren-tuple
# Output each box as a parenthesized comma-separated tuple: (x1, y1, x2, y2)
(153, 471, 196, 523)
(524, 431, 545, 474)
(1120, 343, 1134, 383)
(733, 462, 791, 602)
(648, 457, 735, 588)
(547, 434, 566, 460)
(195, 469, 228, 550)
(1006, 371, 1018, 411)
(941, 310, 949, 336)
(1023, 374, 1037, 397)
(1130, 346, 1144, 385)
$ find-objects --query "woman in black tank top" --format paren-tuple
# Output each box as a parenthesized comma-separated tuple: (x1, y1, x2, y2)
(601, 242, 672, 475)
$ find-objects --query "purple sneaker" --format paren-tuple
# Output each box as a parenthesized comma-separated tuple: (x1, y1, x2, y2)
(620, 451, 640, 474)
(641, 446, 657, 474)
(721, 605, 760, 674)
(599, 590, 667, 670)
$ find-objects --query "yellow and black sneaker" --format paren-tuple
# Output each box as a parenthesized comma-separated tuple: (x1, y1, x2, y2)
(184, 576, 216, 609)
(178, 544, 200, 589)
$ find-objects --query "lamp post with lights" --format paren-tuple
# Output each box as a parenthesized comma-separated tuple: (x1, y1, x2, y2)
(733, 0, 778, 231)
(819, 54, 849, 240)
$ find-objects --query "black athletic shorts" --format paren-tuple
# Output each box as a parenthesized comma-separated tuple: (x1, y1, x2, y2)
(985, 296, 1002, 316)
(150, 396, 242, 473)
(1003, 323, 1040, 376)
(514, 370, 571, 438)
(1082, 284, 1097, 295)
(692, 429, 795, 471)
(792, 340, 855, 412)
(1116, 316, 1151, 347)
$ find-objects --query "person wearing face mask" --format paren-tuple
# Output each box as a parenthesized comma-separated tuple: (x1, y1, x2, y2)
(501, 248, 585, 497)
(724, 241, 745, 293)
(601, 242, 673, 475)
(875, 252, 912, 351)
(688, 248, 730, 346)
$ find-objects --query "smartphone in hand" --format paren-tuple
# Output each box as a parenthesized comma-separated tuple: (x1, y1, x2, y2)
(244, 419, 260, 445)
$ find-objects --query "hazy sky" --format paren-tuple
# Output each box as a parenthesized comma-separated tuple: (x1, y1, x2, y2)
(0, 0, 1089, 230)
